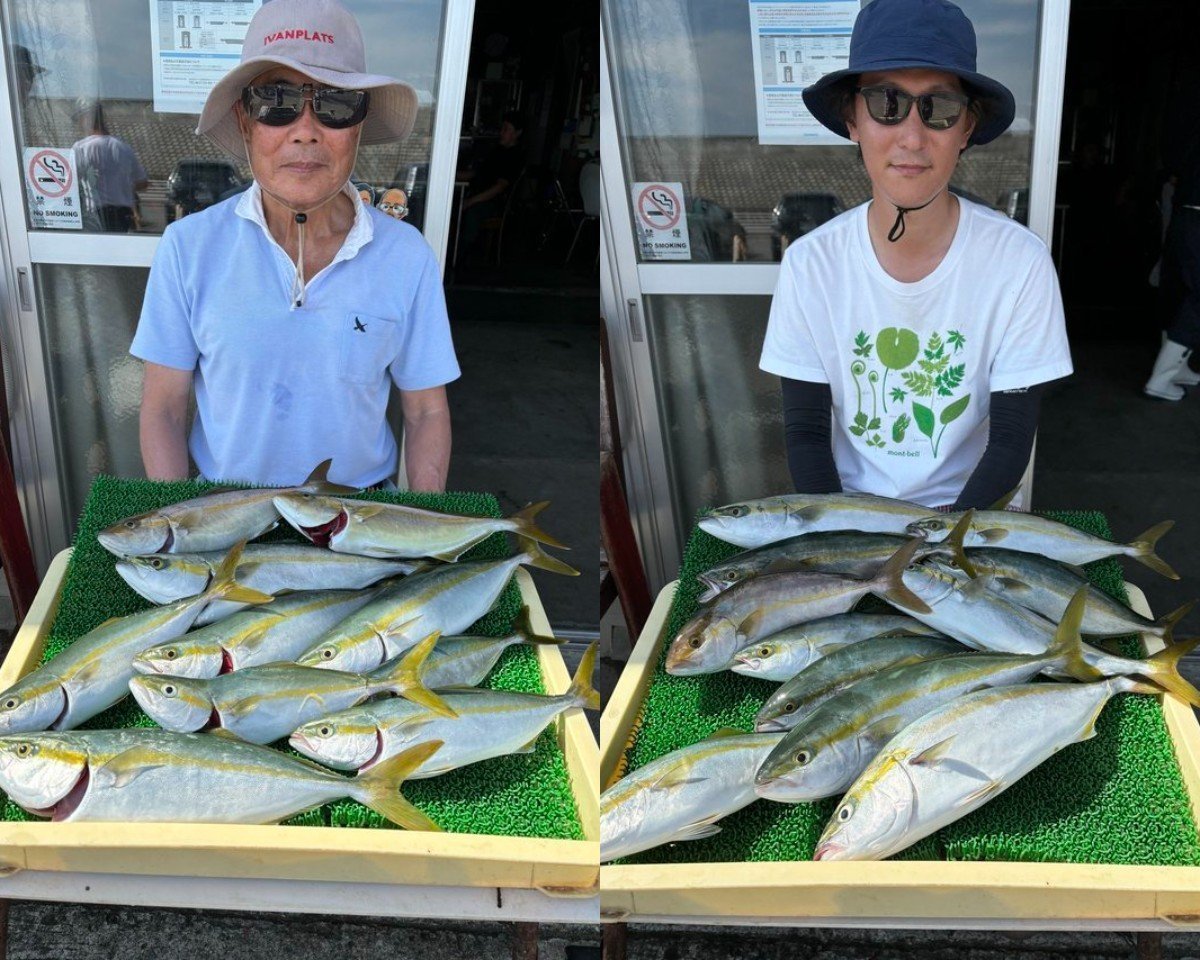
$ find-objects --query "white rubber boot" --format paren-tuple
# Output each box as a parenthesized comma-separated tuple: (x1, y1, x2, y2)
(1145, 339, 1190, 400)
(1159, 331, 1200, 385)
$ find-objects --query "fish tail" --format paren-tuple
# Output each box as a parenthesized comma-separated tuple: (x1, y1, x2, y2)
(513, 604, 563, 646)
(509, 501, 569, 550)
(353, 741, 444, 831)
(1046, 588, 1104, 681)
(874, 538, 932, 614)
(945, 509, 977, 577)
(204, 541, 274, 606)
(516, 535, 580, 577)
(1138, 636, 1200, 707)
(568, 642, 601, 710)
(377, 632, 457, 718)
(300, 457, 357, 495)
(1130, 520, 1180, 580)
(1156, 600, 1196, 643)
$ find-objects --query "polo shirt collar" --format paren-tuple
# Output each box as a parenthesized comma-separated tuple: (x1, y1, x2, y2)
(235, 179, 373, 258)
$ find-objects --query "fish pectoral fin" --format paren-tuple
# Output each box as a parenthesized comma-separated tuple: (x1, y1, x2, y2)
(762, 558, 808, 575)
(674, 818, 722, 843)
(958, 577, 990, 600)
(703, 727, 745, 741)
(70, 658, 106, 688)
(737, 611, 765, 640)
(787, 504, 824, 522)
(234, 622, 277, 654)
(910, 737, 997, 786)
(863, 714, 905, 746)
(94, 746, 170, 789)
(514, 735, 539, 754)
(169, 509, 207, 536)
(977, 527, 1009, 543)
(351, 505, 386, 522)
(223, 696, 263, 720)
(648, 768, 707, 793)
(996, 577, 1030, 594)
(909, 736, 958, 768)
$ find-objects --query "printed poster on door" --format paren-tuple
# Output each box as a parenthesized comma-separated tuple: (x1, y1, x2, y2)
(149, 0, 264, 114)
(631, 182, 691, 261)
(748, 0, 858, 145)
(23, 148, 82, 230)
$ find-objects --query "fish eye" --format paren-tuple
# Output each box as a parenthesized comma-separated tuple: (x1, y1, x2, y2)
(165, 649, 177, 660)
(837, 802, 854, 822)
(783, 702, 796, 713)
(723, 572, 739, 583)
(320, 648, 335, 660)
(730, 505, 748, 518)
(163, 685, 177, 697)
(318, 725, 332, 737)
(795, 749, 811, 766)
(758, 646, 771, 657)
(150, 559, 164, 569)
(124, 521, 137, 529)
(906, 563, 920, 571)
(3, 697, 18, 710)
(15, 743, 30, 757)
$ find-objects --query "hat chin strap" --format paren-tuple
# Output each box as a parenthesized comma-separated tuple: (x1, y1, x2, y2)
(241, 127, 362, 308)
(886, 189, 943, 243)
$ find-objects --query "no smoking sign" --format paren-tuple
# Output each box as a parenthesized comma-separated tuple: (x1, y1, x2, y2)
(23, 147, 82, 230)
(630, 181, 691, 260)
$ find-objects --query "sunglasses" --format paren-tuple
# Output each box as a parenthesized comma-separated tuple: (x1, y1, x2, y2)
(856, 85, 970, 131)
(241, 82, 371, 129)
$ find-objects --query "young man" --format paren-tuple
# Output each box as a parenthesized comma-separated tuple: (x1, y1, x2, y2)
(759, 0, 1071, 509)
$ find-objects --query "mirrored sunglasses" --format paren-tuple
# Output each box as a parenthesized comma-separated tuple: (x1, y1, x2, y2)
(241, 83, 370, 129)
(856, 85, 969, 131)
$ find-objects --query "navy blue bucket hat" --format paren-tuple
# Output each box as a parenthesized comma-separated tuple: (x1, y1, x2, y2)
(802, 0, 1016, 146)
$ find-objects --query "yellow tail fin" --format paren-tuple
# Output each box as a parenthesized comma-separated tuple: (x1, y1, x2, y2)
(516, 535, 580, 577)
(1045, 588, 1103, 681)
(945, 509, 977, 578)
(300, 457, 358, 496)
(381, 632, 457, 719)
(568, 642, 601, 711)
(1155, 601, 1195, 643)
(1130, 520, 1180, 580)
(513, 604, 563, 646)
(510, 501, 569, 550)
(873, 538, 932, 614)
(354, 740, 443, 830)
(205, 541, 274, 607)
(1138, 636, 1200, 707)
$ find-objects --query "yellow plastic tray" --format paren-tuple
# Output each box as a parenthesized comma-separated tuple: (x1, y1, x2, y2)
(0, 553, 599, 893)
(600, 581, 1200, 925)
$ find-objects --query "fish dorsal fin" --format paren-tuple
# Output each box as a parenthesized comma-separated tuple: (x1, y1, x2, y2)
(989, 487, 1019, 511)
(703, 727, 745, 741)
(94, 744, 171, 790)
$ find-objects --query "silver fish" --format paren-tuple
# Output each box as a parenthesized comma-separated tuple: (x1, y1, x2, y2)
(600, 729, 785, 862)
(665, 540, 930, 676)
(274, 494, 568, 561)
(295, 538, 577, 674)
(116, 543, 420, 624)
(0, 545, 272, 735)
(0, 728, 442, 829)
(97, 459, 354, 557)
(814, 676, 1159, 861)
(908, 511, 1179, 579)
(730, 613, 948, 682)
(698, 533, 952, 603)
(698, 493, 933, 549)
(289, 644, 599, 774)
(421, 613, 563, 689)
(132, 588, 384, 679)
(754, 635, 967, 732)
(129, 633, 453, 745)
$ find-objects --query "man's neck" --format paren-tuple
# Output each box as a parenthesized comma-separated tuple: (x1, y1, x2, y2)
(866, 191, 961, 281)
(260, 184, 355, 247)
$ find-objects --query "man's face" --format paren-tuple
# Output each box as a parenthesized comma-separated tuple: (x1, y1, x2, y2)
(236, 66, 361, 209)
(846, 68, 975, 212)
(498, 121, 521, 148)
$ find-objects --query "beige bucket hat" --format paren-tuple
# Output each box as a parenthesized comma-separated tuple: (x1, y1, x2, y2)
(196, 0, 418, 160)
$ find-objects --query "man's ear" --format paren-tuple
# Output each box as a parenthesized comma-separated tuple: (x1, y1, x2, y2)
(846, 116, 860, 145)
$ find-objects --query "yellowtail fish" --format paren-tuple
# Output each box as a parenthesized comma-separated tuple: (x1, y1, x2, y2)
(0, 729, 441, 829)
(698, 493, 933, 549)
(600, 729, 785, 862)
(289, 644, 600, 774)
(273, 494, 568, 561)
(420, 607, 562, 689)
(97, 459, 355, 557)
(0, 544, 271, 735)
(129, 633, 453, 745)
(665, 539, 929, 676)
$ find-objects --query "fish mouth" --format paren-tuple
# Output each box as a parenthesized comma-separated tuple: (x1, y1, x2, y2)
(358, 728, 387, 771)
(299, 510, 348, 548)
(813, 840, 845, 861)
(755, 717, 787, 733)
(26, 765, 89, 822)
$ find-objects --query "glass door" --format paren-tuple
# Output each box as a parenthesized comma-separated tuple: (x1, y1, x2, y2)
(0, 0, 475, 569)
(600, 0, 1070, 589)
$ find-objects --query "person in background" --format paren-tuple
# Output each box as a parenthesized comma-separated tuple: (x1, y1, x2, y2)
(458, 110, 525, 255)
(13, 44, 46, 101)
(759, 0, 1072, 511)
(72, 99, 148, 233)
(132, 0, 458, 491)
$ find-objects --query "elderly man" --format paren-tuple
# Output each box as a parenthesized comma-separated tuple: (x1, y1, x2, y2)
(132, 0, 458, 490)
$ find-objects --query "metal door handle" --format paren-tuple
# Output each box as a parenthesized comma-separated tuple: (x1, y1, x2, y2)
(626, 298, 644, 343)
(15, 268, 32, 312)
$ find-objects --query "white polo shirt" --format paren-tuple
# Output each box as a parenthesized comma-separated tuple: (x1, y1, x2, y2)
(131, 181, 461, 487)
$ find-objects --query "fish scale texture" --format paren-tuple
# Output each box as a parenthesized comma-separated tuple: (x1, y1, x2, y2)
(617, 510, 1200, 866)
(1, 475, 583, 840)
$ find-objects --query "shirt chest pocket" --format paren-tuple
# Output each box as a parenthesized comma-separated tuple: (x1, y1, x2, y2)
(338, 312, 400, 385)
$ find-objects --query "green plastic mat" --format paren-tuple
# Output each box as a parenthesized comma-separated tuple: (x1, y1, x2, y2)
(617, 510, 1200, 866)
(1, 476, 584, 840)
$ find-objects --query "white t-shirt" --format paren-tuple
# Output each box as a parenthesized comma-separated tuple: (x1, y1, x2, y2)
(131, 181, 461, 488)
(760, 197, 1072, 507)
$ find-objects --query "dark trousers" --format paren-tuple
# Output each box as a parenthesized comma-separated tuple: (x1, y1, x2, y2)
(1163, 207, 1200, 350)
(97, 205, 135, 232)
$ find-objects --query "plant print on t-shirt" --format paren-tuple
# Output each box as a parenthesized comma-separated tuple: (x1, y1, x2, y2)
(847, 327, 970, 459)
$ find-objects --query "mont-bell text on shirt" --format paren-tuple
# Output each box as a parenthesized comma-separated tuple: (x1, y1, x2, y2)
(264, 30, 335, 45)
